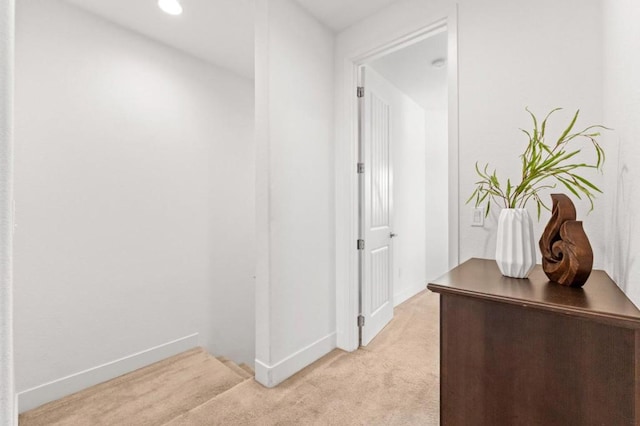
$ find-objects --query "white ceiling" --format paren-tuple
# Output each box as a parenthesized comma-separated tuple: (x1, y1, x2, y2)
(63, 0, 403, 79)
(64, 0, 255, 79)
(295, 0, 401, 32)
(369, 31, 448, 110)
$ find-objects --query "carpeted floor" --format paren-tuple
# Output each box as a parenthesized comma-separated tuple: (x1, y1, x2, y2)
(21, 289, 440, 425)
(168, 289, 440, 425)
(19, 348, 247, 426)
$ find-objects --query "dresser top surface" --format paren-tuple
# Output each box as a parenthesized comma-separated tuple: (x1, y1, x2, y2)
(427, 258, 640, 327)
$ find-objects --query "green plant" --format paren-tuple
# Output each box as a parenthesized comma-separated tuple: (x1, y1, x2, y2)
(467, 108, 608, 219)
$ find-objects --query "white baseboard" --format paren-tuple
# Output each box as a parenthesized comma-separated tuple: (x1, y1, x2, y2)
(394, 281, 427, 307)
(254, 332, 336, 388)
(18, 333, 199, 413)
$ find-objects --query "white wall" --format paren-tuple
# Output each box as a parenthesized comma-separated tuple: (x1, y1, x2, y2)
(603, 0, 640, 307)
(14, 0, 255, 410)
(337, 0, 604, 267)
(0, 0, 17, 423)
(424, 108, 449, 281)
(254, 0, 335, 387)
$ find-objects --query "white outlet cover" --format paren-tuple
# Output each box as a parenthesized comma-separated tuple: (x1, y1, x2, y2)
(471, 208, 484, 227)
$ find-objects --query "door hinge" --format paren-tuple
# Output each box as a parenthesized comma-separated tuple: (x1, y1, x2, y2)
(357, 163, 364, 174)
(357, 315, 365, 327)
(357, 239, 365, 250)
(357, 86, 364, 98)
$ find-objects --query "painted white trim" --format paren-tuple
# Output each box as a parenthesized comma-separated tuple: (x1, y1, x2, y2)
(0, 1, 16, 425)
(446, 6, 460, 271)
(253, 0, 272, 368)
(254, 332, 336, 388)
(335, 6, 460, 352)
(394, 282, 427, 307)
(17, 333, 199, 413)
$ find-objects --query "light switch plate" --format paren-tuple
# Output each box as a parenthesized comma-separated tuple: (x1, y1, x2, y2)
(471, 208, 484, 227)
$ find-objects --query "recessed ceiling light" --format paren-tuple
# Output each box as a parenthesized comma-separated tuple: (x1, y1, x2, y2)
(158, 0, 183, 16)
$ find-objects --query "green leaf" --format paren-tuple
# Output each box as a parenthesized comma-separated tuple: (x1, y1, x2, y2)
(539, 149, 580, 170)
(465, 187, 478, 205)
(539, 144, 553, 155)
(526, 107, 539, 141)
(557, 109, 580, 145)
(594, 142, 605, 169)
(573, 175, 602, 193)
(540, 107, 562, 139)
(557, 176, 582, 199)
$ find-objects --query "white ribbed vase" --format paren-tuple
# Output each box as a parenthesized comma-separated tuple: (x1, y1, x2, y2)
(495, 208, 536, 278)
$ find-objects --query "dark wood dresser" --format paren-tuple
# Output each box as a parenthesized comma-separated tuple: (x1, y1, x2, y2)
(427, 258, 640, 425)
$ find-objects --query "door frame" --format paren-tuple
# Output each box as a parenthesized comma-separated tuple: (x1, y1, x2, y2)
(335, 6, 460, 352)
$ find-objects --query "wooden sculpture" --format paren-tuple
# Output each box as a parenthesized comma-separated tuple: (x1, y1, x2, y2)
(539, 194, 593, 287)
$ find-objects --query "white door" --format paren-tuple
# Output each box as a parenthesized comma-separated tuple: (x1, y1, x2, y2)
(360, 66, 394, 346)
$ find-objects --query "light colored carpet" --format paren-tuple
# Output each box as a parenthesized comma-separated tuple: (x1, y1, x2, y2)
(217, 357, 252, 380)
(167, 289, 440, 425)
(238, 363, 255, 376)
(19, 347, 247, 426)
(20, 289, 440, 425)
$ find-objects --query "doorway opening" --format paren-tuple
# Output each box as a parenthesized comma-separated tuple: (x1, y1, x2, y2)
(358, 30, 451, 346)
(336, 11, 459, 351)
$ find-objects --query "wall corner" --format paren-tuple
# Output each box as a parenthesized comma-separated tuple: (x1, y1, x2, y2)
(0, 0, 16, 425)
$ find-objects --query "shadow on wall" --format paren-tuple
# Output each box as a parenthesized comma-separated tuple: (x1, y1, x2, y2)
(612, 163, 634, 294)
